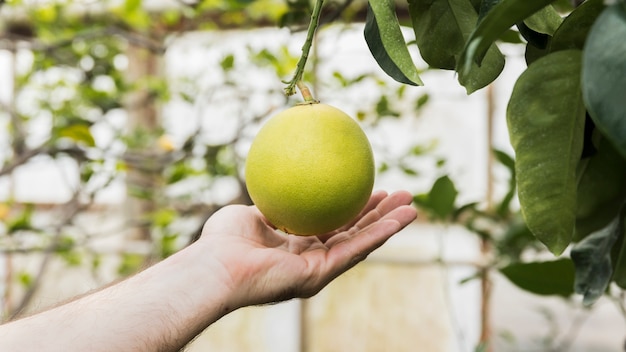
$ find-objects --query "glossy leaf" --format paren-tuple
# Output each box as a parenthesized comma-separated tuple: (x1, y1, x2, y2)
(575, 137, 626, 240)
(500, 258, 575, 296)
(506, 50, 585, 255)
(571, 215, 621, 306)
(582, 4, 626, 158)
(459, 0, 557, 69)
(365, 1, 423, 86)
(550, 0, 605, 52)
(409, 0, 504, 93)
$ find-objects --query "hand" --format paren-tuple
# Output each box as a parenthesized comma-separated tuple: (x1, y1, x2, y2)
(197, 190, 417, 308)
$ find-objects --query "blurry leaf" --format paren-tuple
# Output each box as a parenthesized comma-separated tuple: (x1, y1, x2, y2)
(160, 233, 179, 258)
(506, 50, 585, 255)
(571, 213, 622, 306)
(575, 136, 626, 240)
(500, 258, 575, 296)
(57, 124, 95, 147)
(365, 1, 423, 86)
(152, 208, 177, 228)
(414, 175, 458, 220)
(117, 253, 145, 277)
(18, 272, 33, 288)
(582, 4, 626, 158)
(375, 95, 401, 118)
(7, 205, 33, 233)
(220, 54, 235, 71)
(493, 149, 516, 216)
(550, 0, 605, 52)
(415, 94, 429, 109)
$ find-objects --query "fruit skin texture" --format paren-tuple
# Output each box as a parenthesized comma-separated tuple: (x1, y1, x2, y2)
(245, 103, 375, 236)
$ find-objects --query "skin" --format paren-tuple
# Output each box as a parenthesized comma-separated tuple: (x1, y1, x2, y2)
(0, 190, 417, 352)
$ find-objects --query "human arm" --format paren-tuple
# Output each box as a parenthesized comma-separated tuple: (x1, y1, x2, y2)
(0, 190, 417, 352)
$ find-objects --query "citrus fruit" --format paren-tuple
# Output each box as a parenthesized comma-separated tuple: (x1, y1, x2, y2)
(245, 102, 375, 236)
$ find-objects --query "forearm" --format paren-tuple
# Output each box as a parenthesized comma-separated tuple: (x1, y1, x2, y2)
(0, 241, 236, 352)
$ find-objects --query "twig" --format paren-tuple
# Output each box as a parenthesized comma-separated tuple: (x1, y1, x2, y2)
(283, 0, 324, 96)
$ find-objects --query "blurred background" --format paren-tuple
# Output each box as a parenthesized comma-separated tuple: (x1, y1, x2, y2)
(0, 1, 624, 351)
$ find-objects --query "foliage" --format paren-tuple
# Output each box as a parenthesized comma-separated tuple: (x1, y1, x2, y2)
(363, 0, 626, 307)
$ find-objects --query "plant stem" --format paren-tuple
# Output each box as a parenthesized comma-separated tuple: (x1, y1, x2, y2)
(284, 0, 324, 96)
(296, 81, 318, 103)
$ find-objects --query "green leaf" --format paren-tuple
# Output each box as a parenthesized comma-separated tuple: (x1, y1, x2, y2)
(500, 258, 575, 296)
(364, 1, 423, 86)
(571, 214, 622, 306)
(550, 0, 606, 52)
(57, 124, 96, 147)
(409, 0, 467, 69)
(575, 136, 626, 240)
(582, 4, 626, 158)
(414, 175, 458, 220)
(523, 4, 562, 35)
(409, 0, 504, 93)
(493, 149, 516, 216)
(506, 50, 585, 255)
(459, 0, 558, 69)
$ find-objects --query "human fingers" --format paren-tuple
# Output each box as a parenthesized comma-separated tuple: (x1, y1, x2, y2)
(311, 204, 416, 288)
(317, 190, 388, 242)
(323, 190, 414, 247)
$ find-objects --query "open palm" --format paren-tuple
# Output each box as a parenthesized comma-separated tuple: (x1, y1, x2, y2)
(197, 190, 417, 307)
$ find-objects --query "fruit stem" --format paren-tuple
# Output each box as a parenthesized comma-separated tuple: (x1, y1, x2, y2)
(283, 0, 324, 96)
(297, 81, 319, 104)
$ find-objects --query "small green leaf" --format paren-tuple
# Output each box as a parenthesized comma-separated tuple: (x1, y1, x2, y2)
(571, 214, 622, 306)
(582, 4, 626, 158)
(57, 124, 96, 147)
(500, 258, 575, 296)
(414, 175, 458, 220)
(459, 0, 558, 69)
(364, 1, 423, 86)
(506, 50, 585, 255)
(550, 0, 605, 52)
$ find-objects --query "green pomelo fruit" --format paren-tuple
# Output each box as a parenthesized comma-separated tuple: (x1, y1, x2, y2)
(245, 102, 375, 235)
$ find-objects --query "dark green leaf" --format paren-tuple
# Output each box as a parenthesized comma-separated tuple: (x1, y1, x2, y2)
(459, 0, 558, 69)
(500, 258, 575, 296)
(409, 0, 466, 69)
(575, 136, 626, 240)
(365, 1, 423, 86)
(571, 214, 622, 306)
(506, 50, 585, 255)
(582, 4, 626, 158)
(409, 0, 504, 93)
(550, 0, 605, 52)
(523, 4, 562, 35)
